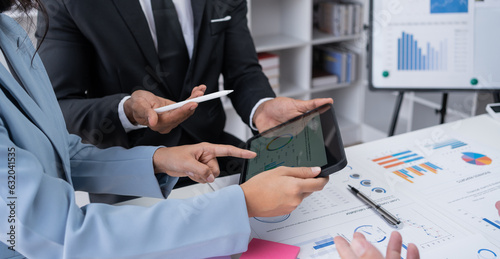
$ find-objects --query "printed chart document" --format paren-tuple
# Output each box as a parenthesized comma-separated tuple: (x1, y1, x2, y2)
(248, 128, 500, 258)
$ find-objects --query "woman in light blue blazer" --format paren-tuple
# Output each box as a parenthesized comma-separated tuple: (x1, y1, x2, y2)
(0, 1, 419, 259)
(0, 1, 331, 258)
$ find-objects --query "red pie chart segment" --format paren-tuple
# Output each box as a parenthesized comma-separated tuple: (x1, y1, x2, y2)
(461, 152, 492, 166)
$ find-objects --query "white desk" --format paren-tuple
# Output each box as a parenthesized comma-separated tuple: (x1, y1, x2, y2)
(120, 115, 500, 258)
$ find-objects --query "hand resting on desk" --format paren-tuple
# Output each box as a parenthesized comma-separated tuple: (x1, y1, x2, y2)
(240, 167, 329, 218)
(124, 85, 207, 134)
(334, 231, 420, 259)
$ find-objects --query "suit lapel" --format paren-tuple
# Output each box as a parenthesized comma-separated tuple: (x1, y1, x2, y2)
(0, 15, 71, 181)
(191, 0, 207, 55)
(113, 0, 160, 71)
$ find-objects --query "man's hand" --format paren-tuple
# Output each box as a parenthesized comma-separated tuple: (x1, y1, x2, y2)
(152, 143, 256, 183)
(240, 167, 329, 218)
(334, 232, 420, 259)
(253, 97, 334, 132)
(124, 85, 207, 134)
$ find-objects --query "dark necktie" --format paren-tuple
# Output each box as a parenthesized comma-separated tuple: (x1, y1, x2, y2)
(151, 0, 190, 101)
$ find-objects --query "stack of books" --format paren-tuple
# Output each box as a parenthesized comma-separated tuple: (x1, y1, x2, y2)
(316, 1, 364, 37)
(258, 52, 280, 94)
(313, 45, 357, 86)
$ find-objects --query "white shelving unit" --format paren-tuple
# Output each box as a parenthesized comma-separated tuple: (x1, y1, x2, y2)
(224, 0, 369, 146)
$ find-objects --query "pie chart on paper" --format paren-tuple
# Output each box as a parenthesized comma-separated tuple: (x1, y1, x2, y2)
(461, 152, 492, 166)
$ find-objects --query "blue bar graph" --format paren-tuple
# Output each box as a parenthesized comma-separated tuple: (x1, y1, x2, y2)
(424, 162, 442, 170)
(403, 156, 424, 163)
(399, 169, 414, 178)
(412, 166, 426, 172)
(432, 139, 468, 149)
(398, 32, 447, 71)
(313, 237, 335, 250)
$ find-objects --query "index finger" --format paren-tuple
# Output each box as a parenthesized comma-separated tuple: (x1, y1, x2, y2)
(385, 232, 403, 259)
(208, 144, 257, 159)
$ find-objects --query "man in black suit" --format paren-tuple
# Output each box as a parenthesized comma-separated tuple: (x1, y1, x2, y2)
(36, 0, 332, 195)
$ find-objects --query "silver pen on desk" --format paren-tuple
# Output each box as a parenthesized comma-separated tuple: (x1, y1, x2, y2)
(347, 185, 402, 228)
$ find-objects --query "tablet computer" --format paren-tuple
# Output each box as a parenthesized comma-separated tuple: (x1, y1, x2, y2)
(239, 103, 347, 184)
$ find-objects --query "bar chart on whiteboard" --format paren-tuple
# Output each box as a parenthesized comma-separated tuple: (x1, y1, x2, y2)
(371, 0, 476, 89)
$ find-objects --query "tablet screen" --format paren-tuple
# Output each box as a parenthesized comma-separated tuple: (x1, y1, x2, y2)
(241, 104, 347, 183)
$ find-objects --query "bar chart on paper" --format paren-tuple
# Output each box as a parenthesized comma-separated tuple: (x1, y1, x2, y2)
(392, 162, 443, 183)
(371, 150, 424, 169)
(429, 138, 468, 150)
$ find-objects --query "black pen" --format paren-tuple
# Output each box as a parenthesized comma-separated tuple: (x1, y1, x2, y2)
(347, 185, 402, 228)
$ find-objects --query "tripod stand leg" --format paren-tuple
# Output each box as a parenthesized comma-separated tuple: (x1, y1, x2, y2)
(389, 91, 404, 137)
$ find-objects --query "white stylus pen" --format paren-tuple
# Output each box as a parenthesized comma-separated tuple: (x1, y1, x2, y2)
(154, 90, 234, 113)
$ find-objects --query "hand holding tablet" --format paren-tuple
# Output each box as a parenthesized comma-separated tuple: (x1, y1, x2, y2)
(154, 90, 234, 113)
(240, 103, 347, 184)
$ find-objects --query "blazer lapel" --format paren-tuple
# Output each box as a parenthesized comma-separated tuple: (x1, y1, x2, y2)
(0, 17, 71, 180)
(191, 0, 207, 55)
(113, 0, 160, 73)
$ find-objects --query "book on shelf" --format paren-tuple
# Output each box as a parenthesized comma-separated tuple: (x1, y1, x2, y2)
(312, 67, 339, 88)
(314, 45, 357, 84)
(258, 52, 280, 94)
(316, 1, 364, 37)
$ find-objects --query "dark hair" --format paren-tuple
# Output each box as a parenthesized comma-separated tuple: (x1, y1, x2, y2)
(0, 0, 48, 61)
(1, 0, 38, 14)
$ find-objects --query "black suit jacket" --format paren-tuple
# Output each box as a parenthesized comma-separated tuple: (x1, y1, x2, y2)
(36, 0, 275, 149)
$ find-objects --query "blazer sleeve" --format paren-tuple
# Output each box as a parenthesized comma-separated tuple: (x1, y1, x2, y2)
(0, 121, 251, 259)
(221, 0, 277, 126)
(36, 0, 129, 148)
(66, 134, 178, 198)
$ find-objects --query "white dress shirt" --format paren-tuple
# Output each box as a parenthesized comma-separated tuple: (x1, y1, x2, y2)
(119, 0, 270, 132)
(0, 49, 12, 75)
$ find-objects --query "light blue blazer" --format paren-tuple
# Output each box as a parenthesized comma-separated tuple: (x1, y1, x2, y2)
(0, 14, 250, 259)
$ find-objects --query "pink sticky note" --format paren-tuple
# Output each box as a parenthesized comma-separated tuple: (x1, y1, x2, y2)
(240, 238, 300, 259)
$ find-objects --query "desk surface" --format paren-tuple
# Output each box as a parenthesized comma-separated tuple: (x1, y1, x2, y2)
(120, 114, 500, 258)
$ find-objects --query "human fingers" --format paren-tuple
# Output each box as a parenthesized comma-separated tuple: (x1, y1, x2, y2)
(297, 175, 329, 193)
(171, 159, 212, 183)
(153, 147, 214, 183)
(280, 166, 322, 179)
(204, 143, 257, 159)
(334, 236, 359, 259)
(156, 101, 197, 123)
(188, 84, 207, 99)
(350, 233, 385, 259)
(495, 201, 500, 216)
(292, 97, 334, 113)
(406, 243, 420, 259)
(385, 232, 403, 259)
(204, 158, 220, 183)
(132, 96, 159, 127)
(151, 102, 198, 133)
